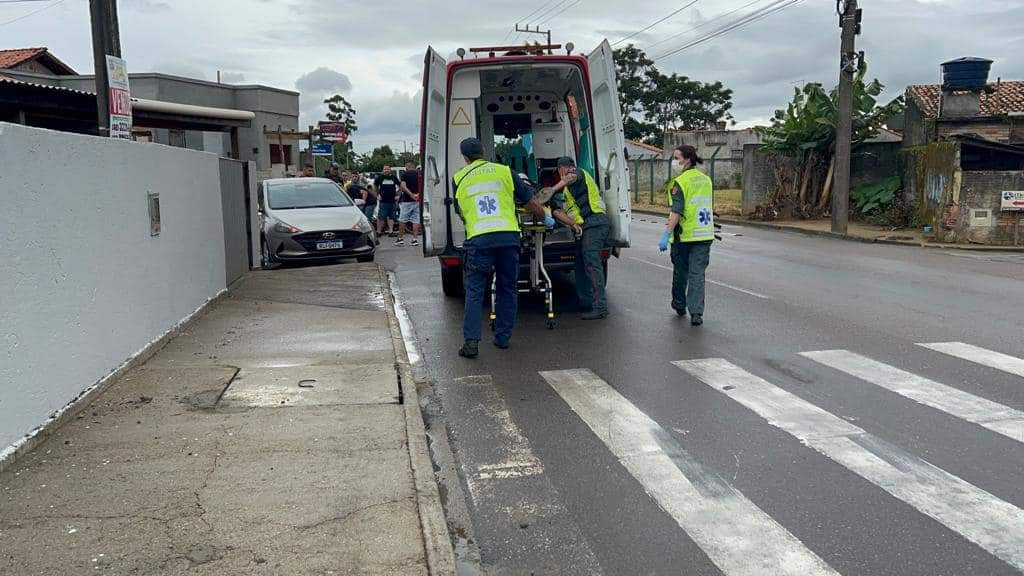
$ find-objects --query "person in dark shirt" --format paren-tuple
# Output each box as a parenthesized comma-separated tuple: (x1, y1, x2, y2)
(346, 172, 375, 220)
(374, 166, 401, 236)
(324, 162, 342, 183)
(396, 162, 421, 246)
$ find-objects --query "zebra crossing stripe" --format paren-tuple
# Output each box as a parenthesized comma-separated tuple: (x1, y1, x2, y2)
(802, 350, 1024, 444)
(674, 358, 1024, 572)
(918, 342, 1024, 379)
(540, 368, 840, 576)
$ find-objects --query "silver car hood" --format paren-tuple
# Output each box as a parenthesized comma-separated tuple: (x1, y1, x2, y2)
(272, 207, 363, 232)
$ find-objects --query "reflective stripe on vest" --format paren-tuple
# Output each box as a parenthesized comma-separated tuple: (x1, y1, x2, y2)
(668, 169, 714, 243)
(562, 170, 606, 225)
(454, 160, 520, 240)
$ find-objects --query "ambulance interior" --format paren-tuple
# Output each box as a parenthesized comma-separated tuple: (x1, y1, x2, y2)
(446, 63, 600, 247)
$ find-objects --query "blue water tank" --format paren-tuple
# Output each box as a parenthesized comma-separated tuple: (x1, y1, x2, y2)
(941, 57, 993, 91)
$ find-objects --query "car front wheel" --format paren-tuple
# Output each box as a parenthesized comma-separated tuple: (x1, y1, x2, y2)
(261, 238, 278, 269)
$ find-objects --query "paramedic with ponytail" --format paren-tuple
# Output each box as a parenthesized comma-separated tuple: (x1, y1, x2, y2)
(659, 144, 714, 326)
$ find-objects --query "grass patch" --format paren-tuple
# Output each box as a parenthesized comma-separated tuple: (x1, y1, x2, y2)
(632, 189, 741, 216)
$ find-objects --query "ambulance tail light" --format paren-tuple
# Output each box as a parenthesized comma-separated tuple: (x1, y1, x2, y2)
(441, 256, 462, 268)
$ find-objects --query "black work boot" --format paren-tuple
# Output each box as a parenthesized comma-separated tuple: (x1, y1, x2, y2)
(690, 314, 703, 326)
(458, 340, 480, 358)
(581, 309, 609, 320)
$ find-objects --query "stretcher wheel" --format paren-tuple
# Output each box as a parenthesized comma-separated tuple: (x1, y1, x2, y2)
(546, 319, 555, 330)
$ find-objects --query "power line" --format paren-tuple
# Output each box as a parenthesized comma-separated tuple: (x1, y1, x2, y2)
(0, 0, 67, 26)
(537, 0, 581, 26)
(611, 0, 701, 47)
(646, 0, 766, 50)
(505, 1, 553, 41)
(530, 0, 573, 27)
(653, 0, 804, 61)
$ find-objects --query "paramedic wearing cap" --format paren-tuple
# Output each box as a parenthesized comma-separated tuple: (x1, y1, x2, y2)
(453, 137, 551, 359)
(549, 157, 610, 320)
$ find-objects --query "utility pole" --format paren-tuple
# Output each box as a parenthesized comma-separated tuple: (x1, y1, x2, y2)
(832, 0, 861, 234)
(89, 0, 121, 137)
(515, 24, 552, 54)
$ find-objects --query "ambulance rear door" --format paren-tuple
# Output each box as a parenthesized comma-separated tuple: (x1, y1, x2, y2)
(587, 40, 631, 248)
(420, 47, 449, 256)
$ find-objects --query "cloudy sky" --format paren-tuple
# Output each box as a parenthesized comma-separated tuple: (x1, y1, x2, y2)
(3, 0, 1021, 152)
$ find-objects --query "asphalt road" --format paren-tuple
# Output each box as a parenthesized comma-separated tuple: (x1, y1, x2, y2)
(378, 219, 1024, 576)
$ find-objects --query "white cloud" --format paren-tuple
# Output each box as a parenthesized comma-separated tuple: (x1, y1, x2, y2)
(2, 0, 1021, 148)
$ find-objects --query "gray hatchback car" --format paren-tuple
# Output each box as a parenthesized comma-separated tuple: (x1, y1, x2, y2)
(258, 177, 377, 266)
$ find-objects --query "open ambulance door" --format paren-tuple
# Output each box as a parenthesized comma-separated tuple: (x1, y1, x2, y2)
(587, 39, 631, 248)
(421, 47, 449, 257)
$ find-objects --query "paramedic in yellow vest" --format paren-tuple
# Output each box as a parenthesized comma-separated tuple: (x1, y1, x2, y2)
(659, 145, 714, 326)
(452, 138, 551, 359)
(549, 157, 610, 320)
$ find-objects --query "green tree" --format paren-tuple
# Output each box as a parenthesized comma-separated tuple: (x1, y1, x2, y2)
(362, 145, 398, 172)
(396, 151, 419, 167)
(644, 72, 734, 140)
(323, 94, 358, 135)
(613, 45, 660, 143)
(756, 63, 904, 211)
(612, 45, 734, 146)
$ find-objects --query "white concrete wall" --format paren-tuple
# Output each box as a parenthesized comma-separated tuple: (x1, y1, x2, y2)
(0, 123, 227, 455)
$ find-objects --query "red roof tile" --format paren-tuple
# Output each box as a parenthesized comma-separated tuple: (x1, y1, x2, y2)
(908, 82, 1024, 118)
(0, 47, 48, 69)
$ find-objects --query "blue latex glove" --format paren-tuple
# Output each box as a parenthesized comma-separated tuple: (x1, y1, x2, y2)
(543, 215, 556, 228)
(658, 230, 671, 252)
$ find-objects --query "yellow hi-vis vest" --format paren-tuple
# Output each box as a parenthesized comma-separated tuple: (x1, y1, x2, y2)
(562, 170, 606, 225)
(454, 160, 520, 240)
(668, 168, 714, 243)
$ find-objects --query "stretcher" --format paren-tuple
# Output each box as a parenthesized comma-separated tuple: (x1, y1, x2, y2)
(490, 185, 560, 330)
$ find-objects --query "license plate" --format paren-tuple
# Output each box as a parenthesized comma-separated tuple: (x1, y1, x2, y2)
(316, 241, 344, 250)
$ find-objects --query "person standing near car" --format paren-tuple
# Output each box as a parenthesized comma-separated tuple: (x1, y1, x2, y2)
(324, 162, 342, 183)
(396, 161, 421, 247)
(548, 157, 610, 320)
(346, 173, 376, 221)
(375, 166, 401, 237)
(659, 144, 714, 326)
(452, 137, 551, 358)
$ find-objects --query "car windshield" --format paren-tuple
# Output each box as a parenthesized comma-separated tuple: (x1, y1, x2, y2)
(267, 181, 353, 209)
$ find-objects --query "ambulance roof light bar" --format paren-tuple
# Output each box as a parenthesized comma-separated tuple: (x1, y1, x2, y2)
(467, 44, 565, 58)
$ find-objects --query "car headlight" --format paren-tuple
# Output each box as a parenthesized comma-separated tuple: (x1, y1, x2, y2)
(352, 217, 373, 234)
(272, 218, 302, 234)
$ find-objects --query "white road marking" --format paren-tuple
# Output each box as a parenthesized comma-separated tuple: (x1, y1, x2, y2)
(675, 358, 1024, 572)
(918, 342, 1024, 379)
(803, 350, 1024, 444)
(628, 256, 770, 299)
(629, 255, 673, 271)
(454, 376, 544, 490)
(540, 368, 840, 576)
(707, 280, 770, 300)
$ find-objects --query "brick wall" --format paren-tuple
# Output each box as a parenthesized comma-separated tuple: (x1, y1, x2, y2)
(937, 120, 1011, 143)
(958, 171, 1024, 245)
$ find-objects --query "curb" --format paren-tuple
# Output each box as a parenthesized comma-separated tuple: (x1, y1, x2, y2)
(715, 217, 922, 248)
(633, 208, 1024, 252)
(380, 266, 456, 576)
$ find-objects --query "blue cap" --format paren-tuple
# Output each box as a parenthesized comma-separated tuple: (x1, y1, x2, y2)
(460, 137, 483, 157)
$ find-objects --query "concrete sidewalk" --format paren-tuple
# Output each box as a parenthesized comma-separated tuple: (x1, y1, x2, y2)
(0, 265, 453, 575)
